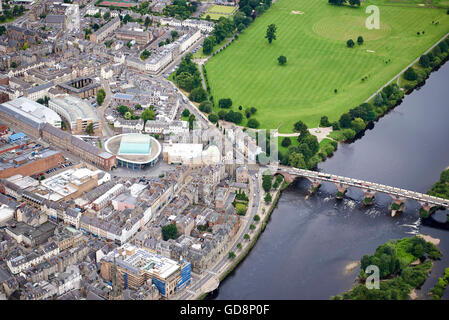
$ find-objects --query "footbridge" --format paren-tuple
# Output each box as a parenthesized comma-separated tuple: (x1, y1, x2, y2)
(277, 166, 449, 215)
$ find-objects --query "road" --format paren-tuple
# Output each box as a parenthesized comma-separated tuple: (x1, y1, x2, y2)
(98, 78, 114, 139)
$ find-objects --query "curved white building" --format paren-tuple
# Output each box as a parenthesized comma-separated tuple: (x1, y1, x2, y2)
(48, 94, 102, 135)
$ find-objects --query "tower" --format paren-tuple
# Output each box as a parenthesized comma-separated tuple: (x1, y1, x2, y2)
(109, 256, 123, 300)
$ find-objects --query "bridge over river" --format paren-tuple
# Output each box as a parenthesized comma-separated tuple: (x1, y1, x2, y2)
(277, 166, 449, 216)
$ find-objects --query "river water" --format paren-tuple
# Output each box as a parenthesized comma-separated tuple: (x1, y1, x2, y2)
(213, 62, 449, 300)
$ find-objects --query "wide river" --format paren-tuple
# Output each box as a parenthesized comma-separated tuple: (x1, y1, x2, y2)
(213, 62, 449, 300)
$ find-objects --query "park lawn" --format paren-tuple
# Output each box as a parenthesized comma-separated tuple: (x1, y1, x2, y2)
(201, 5, 238, 20)
(205, 0, 449, 133)
(277, 135, 299, 155)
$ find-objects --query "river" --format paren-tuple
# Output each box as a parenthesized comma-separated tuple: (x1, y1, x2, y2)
(212, 62, 449, 300)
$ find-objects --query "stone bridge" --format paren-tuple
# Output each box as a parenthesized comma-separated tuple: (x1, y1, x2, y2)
(276, 166, 449, 215)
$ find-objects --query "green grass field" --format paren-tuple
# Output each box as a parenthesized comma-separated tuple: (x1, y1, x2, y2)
(205, 0, 449, 133)
(201, 4, 238, 21)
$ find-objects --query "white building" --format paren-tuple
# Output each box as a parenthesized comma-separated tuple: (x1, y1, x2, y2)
(1, 97, 62, 128)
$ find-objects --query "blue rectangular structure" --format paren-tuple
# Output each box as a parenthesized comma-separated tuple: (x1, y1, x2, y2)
(177, 262, 191, 290)
(9, 132, 27, 143)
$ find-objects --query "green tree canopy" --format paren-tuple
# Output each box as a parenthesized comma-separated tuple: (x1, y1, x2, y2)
(265, 24, 277, 44)
(162, 224, 178, 240)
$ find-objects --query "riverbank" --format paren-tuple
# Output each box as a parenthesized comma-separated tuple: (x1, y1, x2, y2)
(213, 60, 449, 300)
(202, 178, 289, 299)
(327, 34, 449, 146)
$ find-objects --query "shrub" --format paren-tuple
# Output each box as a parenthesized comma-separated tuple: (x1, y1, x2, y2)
(281, 137, 291, 147)
(247, 118, 260, 128)
(219, 98, 232, 108)
(347, 39, 355, 48)
(189, 87, 207, 102)
(342, 128, 356, 140)
(208, 113, 218, 123)
(199, 101, 212, 113)
(182, 109, 190, 117)
(404, 67, 417, 81)
(320, 116, 331, 127)
(357, 36, 364, 45)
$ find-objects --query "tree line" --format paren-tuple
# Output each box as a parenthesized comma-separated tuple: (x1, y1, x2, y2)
(328, 0, 361, 7)
(202, 0, 273, 56)
(403, 37, 449, 90)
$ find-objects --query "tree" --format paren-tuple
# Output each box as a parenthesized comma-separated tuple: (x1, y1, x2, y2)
(199, 101, 212, 113)
(302, 135, 319, 155)
(342, 128, 356, 140)
(237, 243, 242, 250)
(96, 88, 106, 106)
(294, 120, 308, 136)
(262, 174, 273, 192)
(278, 55, 287, 65)
(208, 113, 218, 123)
(265, 24, 277, 44)
(244, 233, 251, 241)
(350, 117, 366, 133)
(254, 215, 261, 222)
(320, 116, 330, 127)
(117, 105, 129, 116)
(189, 87, 207, 103)
(123, 13, 132, 24)
(218, 110, 228, 120)
(404, 67, 417, 81)
(85, 123, 94, 135)
(182, 108, 190, 117)
(329, 0, 346, 4)
(288, 152, 306, 168)
(188, 114, 196, 130)
(140, 49, 151, 60)
(124, 111, 132, 120)
(332, 121, 340, 130)
(162, 224, 178, 240)
(281, 137, 291, 147)
(264, 193, 272, 204)
(219, 98, 233, 109)
(373, 93, 384, 106)
(171, 30, 179, 40)
(347, 39, 355, 48)
(144, 16, 151, 27)
(141, 108, 155, 129)
(247, 118, 260, 128)
(249, 224, 256, 231)
(349, 0, 361, 6)
(228, 251, 236, 259)
(103, 11, 111, 20)
(339, 113, 352, 128)
(224, 111, 243, 124)
(203, 37, 215, 55)
(357, 36, 364, 45)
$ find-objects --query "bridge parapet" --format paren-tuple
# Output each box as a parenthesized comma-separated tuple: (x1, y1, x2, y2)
(278, 166, 449, 211)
